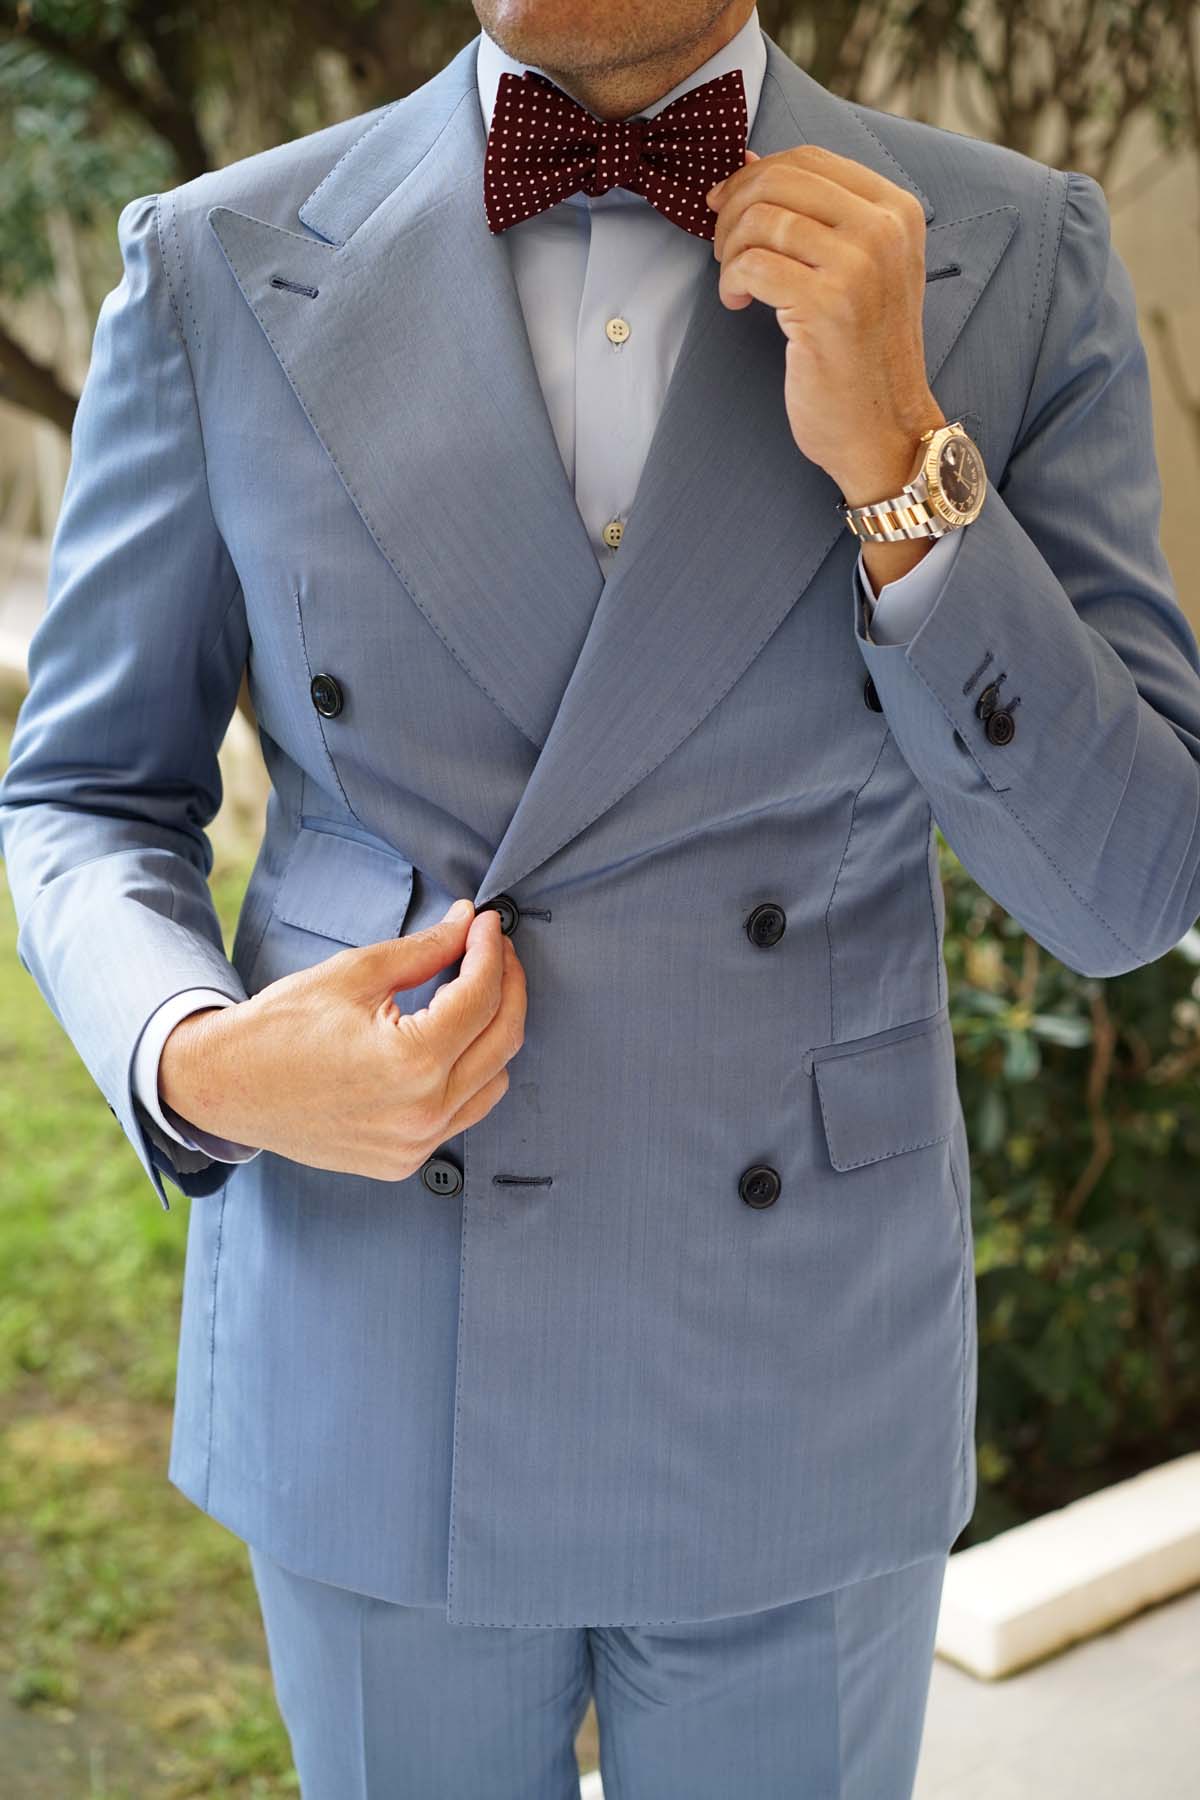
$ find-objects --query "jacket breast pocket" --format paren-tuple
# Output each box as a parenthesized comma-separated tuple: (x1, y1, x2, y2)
(271, 817, 415, 946)
(808, 1006, 959, 1171)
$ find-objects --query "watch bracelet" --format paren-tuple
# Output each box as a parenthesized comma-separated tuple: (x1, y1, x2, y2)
(842, 492, 945, 542)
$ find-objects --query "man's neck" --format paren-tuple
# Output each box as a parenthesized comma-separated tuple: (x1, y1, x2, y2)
(491, 0, 756, 121)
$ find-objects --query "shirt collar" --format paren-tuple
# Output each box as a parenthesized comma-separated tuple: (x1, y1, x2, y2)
(476, 8, 766, 209)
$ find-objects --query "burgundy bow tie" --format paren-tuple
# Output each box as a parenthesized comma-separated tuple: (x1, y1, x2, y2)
(484, 66, 748, 242)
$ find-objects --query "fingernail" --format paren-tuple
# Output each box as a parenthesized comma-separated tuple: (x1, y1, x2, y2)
(707, 178, 725, 201)
(446, 898, 472, 921)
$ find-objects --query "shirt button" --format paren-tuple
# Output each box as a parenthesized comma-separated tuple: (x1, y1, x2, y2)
(605, 316, 631, 344)
(602, 519, 624, 549)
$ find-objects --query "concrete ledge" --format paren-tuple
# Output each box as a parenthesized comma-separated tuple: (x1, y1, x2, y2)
(935, 1453, 1200, 1678)
(0, 628, 30, 682)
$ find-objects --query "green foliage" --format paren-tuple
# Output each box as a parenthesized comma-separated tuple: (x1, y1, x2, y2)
(0, 35, 172, 303)
(940, 830, 1200, 1542)
(0, 715, 298, 1791)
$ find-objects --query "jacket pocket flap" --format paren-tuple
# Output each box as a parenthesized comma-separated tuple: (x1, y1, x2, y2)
(811, 1009, 958, 1171)
(273, 821, 415, 946)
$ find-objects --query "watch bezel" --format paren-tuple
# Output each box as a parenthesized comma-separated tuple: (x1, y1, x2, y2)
(921, 423, 987, 527)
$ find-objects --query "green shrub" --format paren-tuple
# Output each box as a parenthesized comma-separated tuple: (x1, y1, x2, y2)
(940, 832, 1200, 1543)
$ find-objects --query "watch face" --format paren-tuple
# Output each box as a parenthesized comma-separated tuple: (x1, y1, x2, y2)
(934, 433, 986, 517)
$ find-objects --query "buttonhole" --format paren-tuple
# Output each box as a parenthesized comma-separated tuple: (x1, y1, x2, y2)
(270, 275, 320, 298)
(926, 263, 962, 283)
(962, 648, 993, 695)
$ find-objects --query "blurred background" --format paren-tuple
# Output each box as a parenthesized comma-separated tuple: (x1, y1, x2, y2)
(1, 2, 1198, 1795)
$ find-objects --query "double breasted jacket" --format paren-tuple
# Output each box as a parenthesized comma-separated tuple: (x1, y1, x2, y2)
(3, 30, 1200, 1626)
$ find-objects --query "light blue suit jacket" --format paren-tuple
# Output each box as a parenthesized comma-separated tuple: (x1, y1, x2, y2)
(4, 29, 1200, 1629)
(128, 7, 962, 1172)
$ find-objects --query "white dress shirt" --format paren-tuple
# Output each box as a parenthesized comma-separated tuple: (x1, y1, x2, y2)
(133, 4, 963, 1167)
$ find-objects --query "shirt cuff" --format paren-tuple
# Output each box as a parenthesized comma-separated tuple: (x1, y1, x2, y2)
(131, 988, 263, 1163)
(855, 530, 965, 645)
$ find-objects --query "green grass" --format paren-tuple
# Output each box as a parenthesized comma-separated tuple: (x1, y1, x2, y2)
(0, 701, 602, 1791)
(0, 711, 299, 1797)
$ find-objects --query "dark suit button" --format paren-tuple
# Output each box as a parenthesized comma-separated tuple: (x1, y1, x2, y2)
(863, 675, 883, 712)
(310, 672, 343, 718)
(739, 1164, 780, 1209)
(974, 680, 1001, 721)
(420, 1154, 463, 1197)
(746, 902, 786, 948)
(477, 893, 519, 935)
(985, 706, 1016, 746)
(953, 729, 969, 754)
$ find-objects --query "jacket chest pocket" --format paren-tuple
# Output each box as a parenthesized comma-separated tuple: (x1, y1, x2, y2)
(271, 817, 415, 946)
(808, 1007, 959, 1171)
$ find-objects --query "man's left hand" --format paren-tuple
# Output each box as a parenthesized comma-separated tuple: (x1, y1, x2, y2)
(707, 146, 945, 506)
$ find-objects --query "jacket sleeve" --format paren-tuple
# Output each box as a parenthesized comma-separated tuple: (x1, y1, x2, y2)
(0, 191, 252, 1211)
(853, 168, 1200, 978)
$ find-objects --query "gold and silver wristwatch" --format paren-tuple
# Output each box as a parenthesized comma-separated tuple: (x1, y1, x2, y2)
(839, 419, 987, 542)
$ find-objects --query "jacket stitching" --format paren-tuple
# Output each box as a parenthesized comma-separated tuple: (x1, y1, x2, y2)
(846, 102, 934, 215)
(157, 193, 211, 488)
(203, 1181, 229, 1512)
(299, 99, 405, 220)
(156, 192, 245, 658)
(832, 1581, 846, 1799)
(825, 725, 892, 1043)
(805, 1005, 949, 1075)
(289, 588, 362, 823)
(925, 802, 945, 1012)
(1011, 168, 1071, 451)
(812, 1012, 956, 1165)
(1027, 163, 1052, 323)
(446, 1129, 471, 1617)
(947, 1132, 971, 1524)
(242, 827, 305, 986)
(166, 188, 203, 355)
(818, 1113, 952, 1170)
(925, 207, 1022, 362)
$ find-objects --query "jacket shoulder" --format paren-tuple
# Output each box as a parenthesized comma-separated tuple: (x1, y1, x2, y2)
(851, 100, 1067, 224)
(161, 101, 400, 236)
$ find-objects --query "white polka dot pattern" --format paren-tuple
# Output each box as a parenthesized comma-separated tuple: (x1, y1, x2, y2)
(483, 66, 748, 242)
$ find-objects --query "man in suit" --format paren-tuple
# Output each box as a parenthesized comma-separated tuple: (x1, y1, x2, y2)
(4, 0, 1200, 1792)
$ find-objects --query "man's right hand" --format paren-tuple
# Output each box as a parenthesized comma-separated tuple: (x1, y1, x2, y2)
(157, 900, 526, 1180)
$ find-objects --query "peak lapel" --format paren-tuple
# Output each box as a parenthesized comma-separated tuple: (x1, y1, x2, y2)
(205, 30, 1019, 904)
(206, 35, 605, 753)
(476, 36, 1018, 901)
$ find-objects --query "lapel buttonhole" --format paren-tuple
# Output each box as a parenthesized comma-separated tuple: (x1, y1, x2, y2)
(270, 274, 320, 298)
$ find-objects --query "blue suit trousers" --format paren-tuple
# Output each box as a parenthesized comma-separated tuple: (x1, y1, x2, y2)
(247, 1541, 947, 1798)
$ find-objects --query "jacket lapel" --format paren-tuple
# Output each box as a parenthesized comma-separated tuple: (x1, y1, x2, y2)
(207, 35, 605, 753)
(475, 37, 1017, 899)
(206, 31, 1019, 901)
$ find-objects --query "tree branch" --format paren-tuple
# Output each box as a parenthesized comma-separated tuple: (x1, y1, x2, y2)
(7, 10, 211, 178)
(0, 322, 76, 434)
